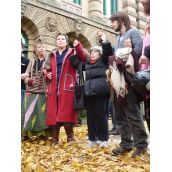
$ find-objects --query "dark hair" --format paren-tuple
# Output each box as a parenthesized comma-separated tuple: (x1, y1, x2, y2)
(56, 32, 69, 44)
(141, 0, 150, 16)
(21, 38, 24, 49)
(21, 42, 24, 49)
(109, 12, 131, 31)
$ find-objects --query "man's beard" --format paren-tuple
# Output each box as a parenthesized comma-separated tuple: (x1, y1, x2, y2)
(143, 1, 150, 16)
(115, 22, 122, 32)
(144, 6, 150, 15)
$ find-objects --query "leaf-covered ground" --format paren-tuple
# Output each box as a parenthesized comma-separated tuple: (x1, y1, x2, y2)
(21, 125, 150, 172)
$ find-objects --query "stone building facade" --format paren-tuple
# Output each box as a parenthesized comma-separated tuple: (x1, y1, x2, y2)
(21, 0, 147, 58)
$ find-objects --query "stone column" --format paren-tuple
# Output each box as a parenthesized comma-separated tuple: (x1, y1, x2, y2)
(118, 0, 123, 11)
(123, 0, 138, 28)
(136, 0, 147, 35)
(88, 0, 103, 18)
(82, 0, 89, 17)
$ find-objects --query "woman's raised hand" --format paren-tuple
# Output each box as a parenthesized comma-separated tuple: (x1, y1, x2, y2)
(73, 39, 79, 47)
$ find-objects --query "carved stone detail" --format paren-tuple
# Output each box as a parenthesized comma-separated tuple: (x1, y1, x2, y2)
(80, 23, 89, 35)
(56, 15, 71, 34)
(44, 37, 56, 46)
(24, 5, 37, 21)
(45, 17, 58, 32)
(66, 18, 75, 32)
(22, 1, 117, 56)
(32, 9, 49, 25)
(74, 19, 82, 38)
(61, 0, 82, 15)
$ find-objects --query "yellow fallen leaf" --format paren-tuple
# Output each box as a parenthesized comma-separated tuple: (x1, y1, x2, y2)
(22, 125, 150, 172)
(25, 156, 32, 163)
(35, 164, 47, 172)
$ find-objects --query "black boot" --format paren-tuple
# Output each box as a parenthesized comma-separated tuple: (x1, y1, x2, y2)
(112, 146, 132, 156)
(111, 128, 120, 135)
(132, 147, 147, 158)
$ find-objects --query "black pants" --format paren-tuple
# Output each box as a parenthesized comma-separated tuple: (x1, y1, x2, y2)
(109, 99, 117, 129)
(114, 87, 148, 149)
(86, 96, 109, 141)
(144, 94, 150, 132)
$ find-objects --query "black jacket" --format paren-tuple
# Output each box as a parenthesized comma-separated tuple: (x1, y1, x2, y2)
(144, 45, 150, 59)
(84, 42, 112, 97)
(21, 56, 29, 90)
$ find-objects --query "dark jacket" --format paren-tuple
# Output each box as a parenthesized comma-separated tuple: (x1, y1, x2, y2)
(144, 45, 150, 59)
(21, 55, 29, 90)
(84, 42, 113, 97)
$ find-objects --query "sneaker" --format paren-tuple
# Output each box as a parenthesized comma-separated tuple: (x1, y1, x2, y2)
(87, 140, 97, 147)
(109, 127, 116, 134)
(98, 141, 108, 147)
(111, 128, 120, 135)
(112, 146, 132, 156)
(132, 147, 147, 158)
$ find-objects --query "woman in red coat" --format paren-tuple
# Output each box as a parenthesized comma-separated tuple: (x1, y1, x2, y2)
(44, 33, 85, 144)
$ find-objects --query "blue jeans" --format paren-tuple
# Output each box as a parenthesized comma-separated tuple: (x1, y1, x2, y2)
(114, 87, 148, 149)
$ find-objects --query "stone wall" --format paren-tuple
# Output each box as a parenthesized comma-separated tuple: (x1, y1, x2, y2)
(21, 0, 115, 58)
(21, 0, 147, 58)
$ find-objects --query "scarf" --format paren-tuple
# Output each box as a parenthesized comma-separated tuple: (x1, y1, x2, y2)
(107, 47, 135, 103)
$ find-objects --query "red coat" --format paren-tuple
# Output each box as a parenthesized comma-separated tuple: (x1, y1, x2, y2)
(45, 43, 85, 125)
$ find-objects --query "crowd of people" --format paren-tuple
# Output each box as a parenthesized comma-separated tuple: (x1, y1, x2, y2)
(21, 0, 150, 158)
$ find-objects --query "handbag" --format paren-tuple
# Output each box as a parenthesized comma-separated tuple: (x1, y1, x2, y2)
(74, 63, 85, 111)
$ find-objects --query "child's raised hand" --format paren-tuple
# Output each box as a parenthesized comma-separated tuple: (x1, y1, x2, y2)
(97, 30, 103, 37)
(97, 30, 107, 43)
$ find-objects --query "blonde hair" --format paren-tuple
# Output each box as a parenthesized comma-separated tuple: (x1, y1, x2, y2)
(34, 38, 45, 55)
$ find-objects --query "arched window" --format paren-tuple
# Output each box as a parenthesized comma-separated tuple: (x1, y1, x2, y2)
(103, 0, 118, 17)
(21, 30, 28, 58)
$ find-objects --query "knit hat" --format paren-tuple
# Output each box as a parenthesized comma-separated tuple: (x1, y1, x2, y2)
(90, 46, 102, 55)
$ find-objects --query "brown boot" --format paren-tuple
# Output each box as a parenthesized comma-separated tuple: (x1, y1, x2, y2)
(132, 147, 147, 158)
(64, 124, 75, 143)
(51, 125, 60, 144)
